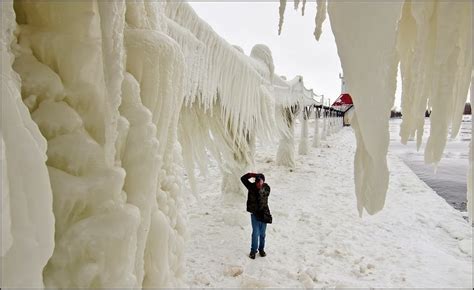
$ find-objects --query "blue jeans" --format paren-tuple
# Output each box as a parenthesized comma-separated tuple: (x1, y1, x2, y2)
(250, 213, 267, 253)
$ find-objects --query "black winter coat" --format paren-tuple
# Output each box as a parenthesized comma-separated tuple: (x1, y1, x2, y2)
(241, 173, 273, 224)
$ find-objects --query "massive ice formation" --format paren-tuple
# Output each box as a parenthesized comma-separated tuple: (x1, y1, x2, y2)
(165, 1, 277, 199)
(1, 3, 55, 287)
(2, 1, 186, 288)
(2, 1, 299, 287)
(280, 0, 473, 218)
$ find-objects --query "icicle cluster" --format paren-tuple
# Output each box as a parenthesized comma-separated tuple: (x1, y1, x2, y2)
(396, 2, 472, 164)
(164, 2, 278, 196)
(330, 1, 472, 217)
(279, 0, 472, 218)
(278, 0, 287, 35)
(314, 0, 327, 41)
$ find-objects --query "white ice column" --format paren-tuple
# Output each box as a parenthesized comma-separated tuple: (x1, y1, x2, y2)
(298, 109, 310, 155)
(321, 109, 327, 141)
(468, 74, 473, 223)
(1, 2, 55, 287)
(125, 23, 187, 287)
(276, 107, 297, 168)
(312, 109, 320, 148)
(326, 111, 332, 137)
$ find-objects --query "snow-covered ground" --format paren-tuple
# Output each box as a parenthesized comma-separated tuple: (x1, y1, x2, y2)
(184, 121, 472, 288)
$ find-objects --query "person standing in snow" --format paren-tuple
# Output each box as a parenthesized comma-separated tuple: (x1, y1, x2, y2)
(241, 172, 272, 259)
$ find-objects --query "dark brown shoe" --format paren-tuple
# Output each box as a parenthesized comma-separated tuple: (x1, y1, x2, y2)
(249, 251, 256, 259)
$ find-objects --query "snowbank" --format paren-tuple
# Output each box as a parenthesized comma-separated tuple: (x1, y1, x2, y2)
(185, 124, 472, 288)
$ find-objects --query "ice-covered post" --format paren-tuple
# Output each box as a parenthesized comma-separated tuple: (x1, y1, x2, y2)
(298, 106, 310, 155)
(336, 113, 341, 131)
(330, 111, 334, 134)
(332, 111, 336, 134)
(312, 107, 320, 147)
(331, 111, 337, 134)
(276, 105, 298, 167)
(468, 75, 473, 223)
(326, 103, 332, 138)
(321, 107, 327, 141)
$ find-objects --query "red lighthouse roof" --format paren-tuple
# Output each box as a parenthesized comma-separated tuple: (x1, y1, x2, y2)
(331, 93, 353, 112)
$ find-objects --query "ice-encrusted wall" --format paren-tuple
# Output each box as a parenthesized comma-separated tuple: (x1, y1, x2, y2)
(2, 1, 186, 288)
(1, 3, 55, 287)
(1, 0, 283, 288)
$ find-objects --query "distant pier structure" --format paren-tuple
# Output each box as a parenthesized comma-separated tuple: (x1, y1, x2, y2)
(330, 73, 354, 126)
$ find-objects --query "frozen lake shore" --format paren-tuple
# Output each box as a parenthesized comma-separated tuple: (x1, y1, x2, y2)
(184, 125, 472, 288)
(389, 118, 471, 213)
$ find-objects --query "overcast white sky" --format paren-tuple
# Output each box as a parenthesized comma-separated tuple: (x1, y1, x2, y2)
(190, 1, 404, 108)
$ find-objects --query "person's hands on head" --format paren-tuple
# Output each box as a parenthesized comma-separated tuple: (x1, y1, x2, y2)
(255, 174, 265, 189)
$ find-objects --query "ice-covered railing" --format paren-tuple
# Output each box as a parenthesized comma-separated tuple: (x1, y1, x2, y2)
(164, 2, 277, 197)
(272, 75, 321, 165)
(165, 2, 274, 141)
(165, 2, 321, 196)
(279, 0, 473, 219)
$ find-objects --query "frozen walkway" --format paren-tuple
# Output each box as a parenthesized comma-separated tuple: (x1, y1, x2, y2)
(184, 124, 472, 288)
